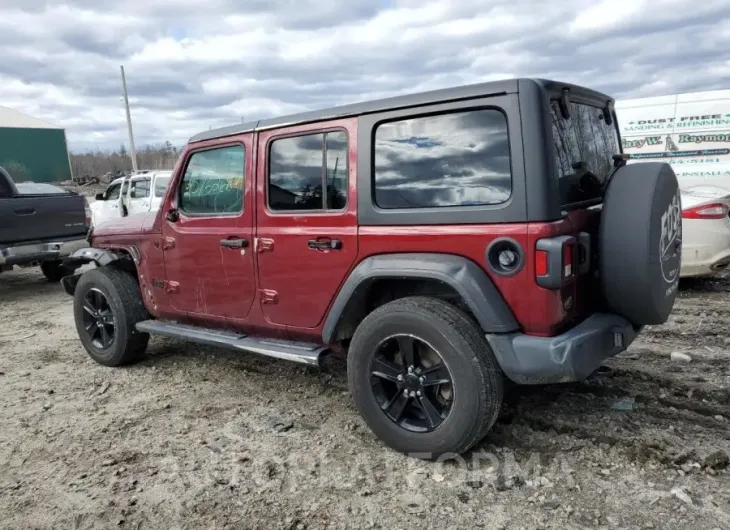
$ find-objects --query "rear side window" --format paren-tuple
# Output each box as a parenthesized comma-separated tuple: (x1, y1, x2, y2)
(268, 131, 348, 212)
(130, 179, 150, 199)
(373, 109, 511, 209)
(550, 101, 619, 205)
(180, 145, 244, 215)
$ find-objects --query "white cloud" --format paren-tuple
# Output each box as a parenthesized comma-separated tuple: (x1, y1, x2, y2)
(0, 0, 728, 151)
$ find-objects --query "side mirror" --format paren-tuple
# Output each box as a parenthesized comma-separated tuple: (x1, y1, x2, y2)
(166, 209, 179, 222)
(95, 192, 105, 201)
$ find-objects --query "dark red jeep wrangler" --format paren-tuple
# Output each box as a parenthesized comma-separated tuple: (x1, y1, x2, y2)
(63, 78, 682, 458)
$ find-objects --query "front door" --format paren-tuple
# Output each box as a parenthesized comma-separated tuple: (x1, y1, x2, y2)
(162, 137, 255, 321)
(92, 180, 123, 226)
(255, 119, 358, 329)
(127, 176, 151, 216)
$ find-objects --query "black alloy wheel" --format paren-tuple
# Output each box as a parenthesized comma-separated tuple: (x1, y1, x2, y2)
(369, 334, 454, 433)
(81, 287, 116, 349)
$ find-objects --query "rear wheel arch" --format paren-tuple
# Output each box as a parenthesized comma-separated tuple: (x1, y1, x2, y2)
(322, 253, 519, 344)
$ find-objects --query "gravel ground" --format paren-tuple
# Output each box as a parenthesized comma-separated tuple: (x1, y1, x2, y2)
(0, 267, 728, 530)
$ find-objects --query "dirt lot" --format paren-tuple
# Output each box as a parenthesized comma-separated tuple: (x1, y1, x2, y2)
(1, 267, 728, 530)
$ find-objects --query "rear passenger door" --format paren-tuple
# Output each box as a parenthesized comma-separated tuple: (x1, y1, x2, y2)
(255, 119, 358, 329)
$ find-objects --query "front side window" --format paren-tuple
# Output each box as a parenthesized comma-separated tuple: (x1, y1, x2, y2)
(551, 101, 619, 205)
(130, 178, 150, 199)
(106, 183, 121, 200)
(374, 109, 512, 209)
(180, 145, 245, 215)
(268, 131, 348, 212)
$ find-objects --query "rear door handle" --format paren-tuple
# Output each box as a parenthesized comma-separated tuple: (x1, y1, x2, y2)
(220, 238, 249, 248)
(14, 207, 36, 215)
(308, 238, 342, 250)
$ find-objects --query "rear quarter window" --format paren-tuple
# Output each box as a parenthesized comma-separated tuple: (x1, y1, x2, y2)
(373, 109, 511, 209)
(551, 101, 619, 205)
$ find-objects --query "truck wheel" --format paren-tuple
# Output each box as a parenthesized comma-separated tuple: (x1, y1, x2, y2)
(40, 260, 77, 282)
(73, 267, 150, 367)
(348, 296, 503, 459)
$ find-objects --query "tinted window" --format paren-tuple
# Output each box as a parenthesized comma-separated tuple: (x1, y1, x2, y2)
(180, 145, 244, 215)
(374, 110, 511, 209)
(551, 101, 619, 205)
(269, 131, 348, 211)
(154, 176, 170, 197)
(130, 179, 150, 199)
(106, 183, 121, 200)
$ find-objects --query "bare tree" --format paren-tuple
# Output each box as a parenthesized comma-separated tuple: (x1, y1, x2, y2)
(70, 142, 181, 178)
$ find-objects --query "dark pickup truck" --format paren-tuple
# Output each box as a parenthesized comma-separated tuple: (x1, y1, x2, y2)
(0, 166, 89, 281)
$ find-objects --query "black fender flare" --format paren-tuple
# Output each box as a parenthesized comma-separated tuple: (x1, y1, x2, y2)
(65, 247, 127, 268)
(322, 253, 519, 343)
(60, 247, 132, 296)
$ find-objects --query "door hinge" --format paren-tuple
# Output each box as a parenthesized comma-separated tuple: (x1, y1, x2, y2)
(255, 238, 275, 253)
(162, 237, 176, 250)
(258, 289, 278, 304)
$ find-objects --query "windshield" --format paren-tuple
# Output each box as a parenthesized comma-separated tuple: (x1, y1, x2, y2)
(551, 100, 619, 205)
(154, 176, 171, 197)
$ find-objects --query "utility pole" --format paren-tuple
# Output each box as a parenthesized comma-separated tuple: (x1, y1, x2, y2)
(120, 65, 138, 173)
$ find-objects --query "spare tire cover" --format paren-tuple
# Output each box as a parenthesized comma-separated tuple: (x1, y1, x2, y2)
(599, 162, 681, 326)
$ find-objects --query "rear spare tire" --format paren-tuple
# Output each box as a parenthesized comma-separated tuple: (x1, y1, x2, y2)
(599, 162, 681, 326)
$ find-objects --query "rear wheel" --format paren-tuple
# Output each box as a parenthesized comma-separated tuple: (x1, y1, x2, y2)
(73, 267, 150, 366)
(40, 260, 77, 282)
(348, 296, 503, 459)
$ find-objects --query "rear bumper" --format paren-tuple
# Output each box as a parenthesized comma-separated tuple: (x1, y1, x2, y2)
(680, 248, 730, 278)
(486, 313, 640, 385)
(680, 220, 730, 278)
(0, 237, 88, 267)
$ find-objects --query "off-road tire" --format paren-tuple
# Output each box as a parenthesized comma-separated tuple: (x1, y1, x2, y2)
(40, 260, 78, 282)
(73, 267, 150, 367)
(348, 296, 503, 459)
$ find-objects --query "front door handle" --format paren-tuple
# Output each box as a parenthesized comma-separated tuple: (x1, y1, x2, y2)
(308, 238, 342, 250)
(14, 207, 36, 216)
(220, 238, 249, 249)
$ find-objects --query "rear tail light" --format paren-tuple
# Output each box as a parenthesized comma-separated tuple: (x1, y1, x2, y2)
(535, 250, 548, 276)
(682, 202, 729, 220)
(535, 236, 576, 289)
(563, 242, 574, 277)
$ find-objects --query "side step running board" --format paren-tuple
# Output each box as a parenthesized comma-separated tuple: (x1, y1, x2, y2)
(135, 320, 326, 366)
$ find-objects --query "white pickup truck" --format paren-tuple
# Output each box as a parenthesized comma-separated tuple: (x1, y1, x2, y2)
(90, 170, 172, 228)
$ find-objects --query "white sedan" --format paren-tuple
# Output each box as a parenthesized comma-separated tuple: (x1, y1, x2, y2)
(680, 186, 730, 278)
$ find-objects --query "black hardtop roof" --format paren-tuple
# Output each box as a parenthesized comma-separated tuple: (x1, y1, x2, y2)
(189, 78, 613, 144)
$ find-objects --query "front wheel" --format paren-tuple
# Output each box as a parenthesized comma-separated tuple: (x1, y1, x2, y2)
(73, 267, 150, 366)
(348, 296, 503, 459)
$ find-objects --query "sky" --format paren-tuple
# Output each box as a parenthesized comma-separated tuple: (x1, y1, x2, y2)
(1, 0, 729, 152)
